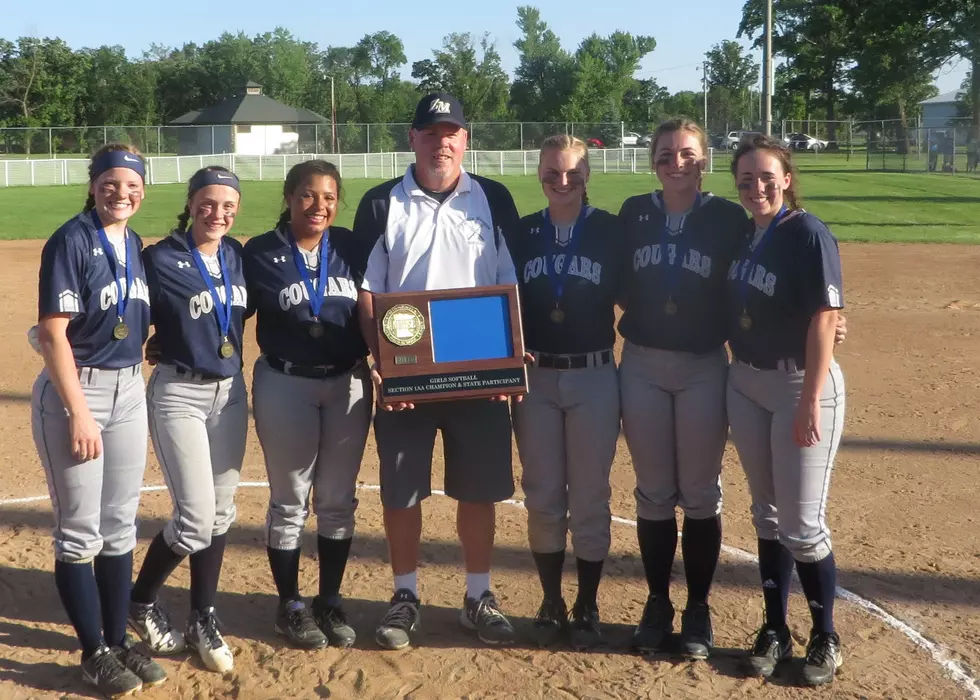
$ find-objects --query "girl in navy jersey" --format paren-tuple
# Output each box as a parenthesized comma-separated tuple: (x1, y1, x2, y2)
(725, 135, 846, 686)
(128, 166, 247, 674)
(30, 144, 165, 697)
(618, 119, 747, 660)
(509, 135, 625, 650)
(243, 160, 373, 651)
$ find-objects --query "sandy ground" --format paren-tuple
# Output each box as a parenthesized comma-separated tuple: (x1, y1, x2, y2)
(1, 240, 979, 699)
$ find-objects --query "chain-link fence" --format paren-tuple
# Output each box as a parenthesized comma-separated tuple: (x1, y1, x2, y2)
(859, 117, 977, 173)
(0, 122, 634, 158)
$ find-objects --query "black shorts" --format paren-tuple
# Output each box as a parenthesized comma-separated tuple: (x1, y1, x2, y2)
(373, 399, 514, 508)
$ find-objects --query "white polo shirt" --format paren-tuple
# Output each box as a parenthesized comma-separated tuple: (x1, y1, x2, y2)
(359, 166, 519, 293)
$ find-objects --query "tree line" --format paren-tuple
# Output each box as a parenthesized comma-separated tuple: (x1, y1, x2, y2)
(0, 2, 976, 153)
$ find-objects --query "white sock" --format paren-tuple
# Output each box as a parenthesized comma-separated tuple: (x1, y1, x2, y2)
(393, 571, 418, 597)
(466, 572, 491, 601)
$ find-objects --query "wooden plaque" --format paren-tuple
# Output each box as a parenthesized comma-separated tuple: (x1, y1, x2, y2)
(372, 284, 528, 405)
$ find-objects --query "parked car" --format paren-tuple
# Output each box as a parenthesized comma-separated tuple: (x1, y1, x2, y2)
(783, 133, 829, 151)
(620, 131, 644, 146)
(586, 137, 605, 149)
(723, 130, 765, 150)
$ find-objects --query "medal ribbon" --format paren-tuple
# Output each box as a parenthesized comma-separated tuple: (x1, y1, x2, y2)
(187, 233, 233, 342)
(736, 205, 788, 311)
(92, 211, 134, 324)
(657, 192, 701, 302)
(287, 227, 329, 321)
(541, 206, 589, 307)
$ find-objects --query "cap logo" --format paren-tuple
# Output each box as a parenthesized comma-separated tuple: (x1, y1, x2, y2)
(430, 99, 452, 114)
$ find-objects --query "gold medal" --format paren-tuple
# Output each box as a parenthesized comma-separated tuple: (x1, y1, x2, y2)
(739, 314, 752, 331)
(550, 308, 565, 324)
(219, 339, 234, 359)
(309, 323, 325, 338)
(112, 321, 129, 340)
(664, 300, 678, 316)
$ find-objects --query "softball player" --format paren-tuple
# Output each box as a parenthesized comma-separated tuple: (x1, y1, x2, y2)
(126, 166, 247, 674)
(30, 144, 166, 697)
(243, 160, 373, 650)
(509, 135, 624, 650)
(725, 135, 845, 686)
(618, 119, 748, 660)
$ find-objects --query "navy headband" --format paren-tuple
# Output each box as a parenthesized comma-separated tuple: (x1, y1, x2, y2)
(189, 169, 241, 195)
(91, 150, 145, 181)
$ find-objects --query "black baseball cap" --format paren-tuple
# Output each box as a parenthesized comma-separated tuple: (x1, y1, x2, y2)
(411, 92, 467, 130)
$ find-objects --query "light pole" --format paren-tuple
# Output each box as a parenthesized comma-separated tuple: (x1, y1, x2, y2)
(697, 62, 709, 132)
(329, 76, 337, 153)
(763, 0, 773, 136)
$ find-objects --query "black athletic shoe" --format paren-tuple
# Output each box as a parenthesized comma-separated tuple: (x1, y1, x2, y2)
(530, 597, 568, 647)
(679, 602, 713, 660)
(375, 589, 421, 651)
(568, 602, 602, 651)
(631, 594, 674, 653)
(313, 595, 357, 649)
(746, 624, 793, 678)
(275, 598, 328, 649)
(801, 630, 843, 686)
(114, 634, 167, 688)
(460, 590, 516, 646)
(81, 645, 142, 698)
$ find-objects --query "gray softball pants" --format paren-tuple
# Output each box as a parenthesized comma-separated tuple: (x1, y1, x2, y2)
(31, 365, 148, 563)
(619, 342, 728, 522)
(512, 358, 620, 561)
(252, 358, 372, 550)
(726, 359, 846, 563)
(147, 363, 248, 556)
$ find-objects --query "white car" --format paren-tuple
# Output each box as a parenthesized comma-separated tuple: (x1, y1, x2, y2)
(783, 133, 829, 151)
(620, 131, 643, 147)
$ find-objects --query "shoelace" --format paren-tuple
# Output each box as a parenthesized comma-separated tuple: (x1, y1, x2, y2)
(199, 613, 225, 651)
(473, 597, 508, 627)
(93, 647, 128, 681)
(806, 634, 836, 665)
(382, 601, 418, 629)
(640, 598, 669, 627)
(749, 627, 782, 655)
(146, 603, 176, 637)
(570, 606, 600, 630)
(535, 601, 565, 625)
(287, 606, 321, 635)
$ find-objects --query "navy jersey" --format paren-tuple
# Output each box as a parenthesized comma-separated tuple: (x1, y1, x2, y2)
(617, 192, 748, 354)
(143, 233, 248, 378)
(37, 212, 151, 368)
(726, 210, 844, 367)
(243, 226, 370, 367)
(510, 207, 625, 354)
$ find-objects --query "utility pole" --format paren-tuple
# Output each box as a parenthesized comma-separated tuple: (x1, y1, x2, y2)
(330, 76, 337, 153)
(763, 0, 773, 136)
(702, 61, 708, 133)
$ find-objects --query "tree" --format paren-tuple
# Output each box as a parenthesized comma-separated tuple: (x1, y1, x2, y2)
(509, 6, 575, 121)
(622, 78, 670, 129)
(704, 40, 759, 133)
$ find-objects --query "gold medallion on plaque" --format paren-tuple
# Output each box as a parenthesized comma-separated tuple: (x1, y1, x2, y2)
(382, 304, 426, 347)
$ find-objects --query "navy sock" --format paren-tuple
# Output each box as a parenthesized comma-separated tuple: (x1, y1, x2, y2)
(54, 560, 105, 658)
(574, 558, 604, 609)
(757, 538, 794, 628)
(681, 515, 721, 605)
(795, 552, 837, 635)
(267, 547, 302, 602)
(316, 536, 352, 601)
(131, 532, 185, 604)
(637, 517, 677, 599)
(93, 551, 133, 648)
(531, 550, 565, 602)
(190, 534, 227, 613)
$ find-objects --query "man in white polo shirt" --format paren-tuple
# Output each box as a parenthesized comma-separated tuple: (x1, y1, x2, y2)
(355, 92, 522, 650)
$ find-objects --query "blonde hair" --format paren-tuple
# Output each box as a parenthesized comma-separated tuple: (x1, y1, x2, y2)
(538, 134, 591, 204)
(648, 118, 708, 171)
(84, 143, 144, 213)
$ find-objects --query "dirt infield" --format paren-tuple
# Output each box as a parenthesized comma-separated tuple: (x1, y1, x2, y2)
(1, 240, 979, 699)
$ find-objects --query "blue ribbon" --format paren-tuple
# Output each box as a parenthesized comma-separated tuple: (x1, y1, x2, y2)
(541, 206, 589, 305)
(736, 205, 788, 308)
(287, 229, 329, 321)
(92, 211, 134, 324)
(657, 192, 702, 301)
(186, 233, 233, 341)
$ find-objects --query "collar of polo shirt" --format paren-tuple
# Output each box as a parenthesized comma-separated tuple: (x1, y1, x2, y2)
(404, 164, 471, 201)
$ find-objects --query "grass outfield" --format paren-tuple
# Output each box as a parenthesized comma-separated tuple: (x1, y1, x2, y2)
(0, 170, 977, 243)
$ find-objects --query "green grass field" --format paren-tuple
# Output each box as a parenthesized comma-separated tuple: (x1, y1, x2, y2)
(0, 169, 977, 243)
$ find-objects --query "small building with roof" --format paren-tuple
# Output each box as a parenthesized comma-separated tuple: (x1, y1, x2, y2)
(919, 90, 966, 128)
(170, 81, 326, 156)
